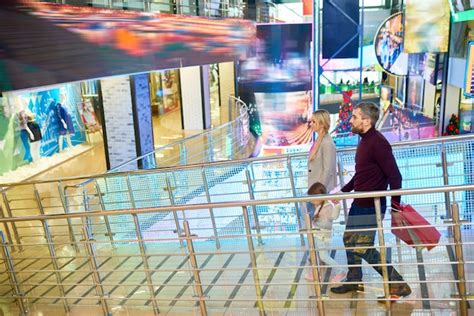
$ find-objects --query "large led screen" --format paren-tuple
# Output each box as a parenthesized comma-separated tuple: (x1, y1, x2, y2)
(238, 23, 312, 156)
(374, 13, 408, 76)
(0, 2, 256, 92)
(464, 41, 474, 98)
(406, 75, 425, 111)
(404, 0, 450, 53)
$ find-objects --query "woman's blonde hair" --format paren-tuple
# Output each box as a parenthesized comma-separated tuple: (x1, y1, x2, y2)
(312, 109, 331, 133)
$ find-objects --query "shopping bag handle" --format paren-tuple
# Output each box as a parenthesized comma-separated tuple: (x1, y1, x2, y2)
(391, 201, 402, 212)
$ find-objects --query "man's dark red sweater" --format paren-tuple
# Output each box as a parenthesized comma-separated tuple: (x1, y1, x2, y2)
(341, 127, 401, 208)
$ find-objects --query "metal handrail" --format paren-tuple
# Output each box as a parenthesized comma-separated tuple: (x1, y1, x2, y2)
(1, 183, 472, 223)
(0, 133, 473, 189)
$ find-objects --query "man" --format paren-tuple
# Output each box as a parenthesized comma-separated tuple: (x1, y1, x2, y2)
(330, 102, 411, 299)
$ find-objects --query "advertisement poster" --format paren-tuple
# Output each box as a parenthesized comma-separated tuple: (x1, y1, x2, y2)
(464, 42, 474, 98)
(404, 0, 450, 53)
(374, 12, 408, 76)
(0, 84, 86, 176)
(238, 23, 312, 156)
(395, 76, 406, 104)
(380, 85, 393, 112)
(406, 75, 425, 111)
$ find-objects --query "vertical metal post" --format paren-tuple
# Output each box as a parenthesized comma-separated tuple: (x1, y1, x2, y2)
(82, 189, 93, 239)
(58, 183, 78, 251)
(165, 177, 184, 248)
(131, 214, 160, 314)
(95, 182, 115, 246)
(242, 206, 265, 316)
(179, 143, 187, 165)
(1, 192, 21, 250)
(201, 168, 221, 249)
(125, 175, 136, 209)
(451, 203, 468, 316)
(245, 169, 263, 245)
(358, 0, 364, 102)
(441, 145, 452, 220)
(81, 227, 110, 315)
(0, 232, 28, 315)
(183, 221, 208, 315)
(144, 0, 151, 11)
(0, 203, 13, 248)
(336, 160, 349, 221)
(303, 213, 325, 316)
(312, 0, 320, 111)
(286, 157, 305, 246)
(42, 220, 70, 313)
(374, 198, 391, 307)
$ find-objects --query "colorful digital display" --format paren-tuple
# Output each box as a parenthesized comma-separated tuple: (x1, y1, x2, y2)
(238, 23, 312, 155)
(408, 53, 426, 76)
(464, 42, 474, 98)
(406, 75, 425, 111)
(404, 0, 450, 53)
(395, 77, 406, 104)
(374, 12, 408, 76)
(423, 53, 439, 85)
(380, 85, 393, 112)
(0, 2, 256, 92)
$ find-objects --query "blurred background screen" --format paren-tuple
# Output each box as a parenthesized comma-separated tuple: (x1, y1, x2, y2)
(0, 2, 256, 92)
(404, 0, 450, 53)
(238, 23, 313, 154)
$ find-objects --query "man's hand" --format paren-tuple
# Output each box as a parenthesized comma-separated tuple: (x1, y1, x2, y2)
(391, 202, 401, 212)
(330, 189, 343, 204)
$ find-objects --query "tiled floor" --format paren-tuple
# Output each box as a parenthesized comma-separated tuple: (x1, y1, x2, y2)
(0, 228, 467, 315)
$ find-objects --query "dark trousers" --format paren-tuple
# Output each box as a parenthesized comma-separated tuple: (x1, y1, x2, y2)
(344, 203, 403, 282)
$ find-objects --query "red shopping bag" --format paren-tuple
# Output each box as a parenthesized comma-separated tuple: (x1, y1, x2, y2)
(391, 203, 441, 251)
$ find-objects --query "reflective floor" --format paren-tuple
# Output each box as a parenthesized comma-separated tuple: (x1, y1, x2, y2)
(0, 232, 465, 315)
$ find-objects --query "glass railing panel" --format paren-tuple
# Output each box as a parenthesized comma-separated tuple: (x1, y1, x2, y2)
(203, 163, 249, 203)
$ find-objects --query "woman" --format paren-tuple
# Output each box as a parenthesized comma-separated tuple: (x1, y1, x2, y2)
(307, 109, 337, 192)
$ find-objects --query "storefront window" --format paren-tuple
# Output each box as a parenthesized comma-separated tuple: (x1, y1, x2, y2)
(79, 80, 102, 135)
(0, 83, 88, 176)
(149, 69, 181, 116)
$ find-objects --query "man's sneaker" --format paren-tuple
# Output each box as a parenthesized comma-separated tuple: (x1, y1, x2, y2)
(377, 283, 412, 301)
(330, 280, 364, 294)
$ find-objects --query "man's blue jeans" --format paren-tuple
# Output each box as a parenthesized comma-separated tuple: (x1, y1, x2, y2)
(343, 203, 403, 282)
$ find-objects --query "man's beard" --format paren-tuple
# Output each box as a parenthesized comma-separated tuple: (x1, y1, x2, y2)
(351, 125, 362, 134)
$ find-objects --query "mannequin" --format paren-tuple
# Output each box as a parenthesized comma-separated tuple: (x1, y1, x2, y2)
(79, 99, 100, 132)
(18, 110, 42, 162)
(56, 102, 74, 151)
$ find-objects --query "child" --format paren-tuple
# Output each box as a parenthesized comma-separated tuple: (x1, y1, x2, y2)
(305, 182, 345, 282)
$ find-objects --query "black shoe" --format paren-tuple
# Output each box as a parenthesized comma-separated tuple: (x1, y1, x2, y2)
(330, 281, 364, 294)
(390, 283, 412, 297)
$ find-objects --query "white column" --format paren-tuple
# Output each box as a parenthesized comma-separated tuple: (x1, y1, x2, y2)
(180, 66, 211, 130)
(218, 62, 236, 108)
(100, 76, 137, 170)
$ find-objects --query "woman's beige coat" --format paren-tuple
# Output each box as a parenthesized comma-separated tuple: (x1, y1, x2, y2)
(307, 133, 337, 192)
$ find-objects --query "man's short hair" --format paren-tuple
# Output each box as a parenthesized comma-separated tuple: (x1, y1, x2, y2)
(354, 102, 379, 127)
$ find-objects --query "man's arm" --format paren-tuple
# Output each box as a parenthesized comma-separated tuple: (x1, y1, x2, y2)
(374, 141, 402, 206)
(341, 176, 354, 193)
